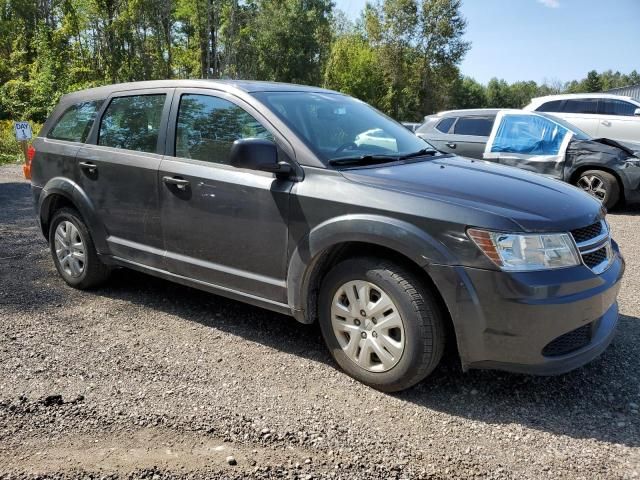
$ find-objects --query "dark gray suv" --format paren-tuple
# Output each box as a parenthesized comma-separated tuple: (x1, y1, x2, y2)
(29, 80, 624, 392)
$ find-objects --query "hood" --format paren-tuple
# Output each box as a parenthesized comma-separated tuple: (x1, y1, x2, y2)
(341, 155, 603, 232)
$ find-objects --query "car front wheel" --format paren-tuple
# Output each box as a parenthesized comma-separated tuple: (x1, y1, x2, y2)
(575, 170, 620, 209)
(318, 257, 445, 392)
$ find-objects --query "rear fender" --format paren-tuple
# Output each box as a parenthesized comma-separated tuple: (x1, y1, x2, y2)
(39, 177, 110, 254)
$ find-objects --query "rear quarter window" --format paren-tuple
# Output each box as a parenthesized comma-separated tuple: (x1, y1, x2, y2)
(47, 101, 103, 143)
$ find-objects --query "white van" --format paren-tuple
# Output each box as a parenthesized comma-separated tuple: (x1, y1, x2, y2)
(524, 93, 640, 143)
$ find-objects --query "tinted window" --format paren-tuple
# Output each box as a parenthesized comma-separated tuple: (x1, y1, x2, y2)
(600, 99, 637, 116)
(453, 117, 493, 136)
(435, 117, 455, 133)
(98, 94, 166, 153)
(562, 99, 599, 114)
(536, 100, 563, 112)
(48, 101, 103, 143)
(175, 94, 273, 164)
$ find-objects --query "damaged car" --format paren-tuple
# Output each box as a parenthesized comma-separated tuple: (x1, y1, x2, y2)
(484, 111, 640, 209)
(418, 109, 640, 209)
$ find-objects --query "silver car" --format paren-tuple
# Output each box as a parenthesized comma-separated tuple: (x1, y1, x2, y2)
(415, 109, 499, 159)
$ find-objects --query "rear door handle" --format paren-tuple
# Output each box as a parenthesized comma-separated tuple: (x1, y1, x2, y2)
(79, 161, 97, 173)
(601, 120, 611, 126)
(446, 142, 457, 149)
(162, 176, 190, 190)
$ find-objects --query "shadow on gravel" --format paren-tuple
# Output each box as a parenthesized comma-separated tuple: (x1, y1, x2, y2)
(89, 269, 640, 449)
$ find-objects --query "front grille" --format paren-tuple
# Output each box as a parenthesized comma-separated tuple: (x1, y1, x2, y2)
(571, 221, 603, 244)
(570, 220, 612, 273)
(542, 324, 592, 357)
(583, 247, 608, 269)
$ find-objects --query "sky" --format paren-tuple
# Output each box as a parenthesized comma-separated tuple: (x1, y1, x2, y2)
(334, 0, 640, 85)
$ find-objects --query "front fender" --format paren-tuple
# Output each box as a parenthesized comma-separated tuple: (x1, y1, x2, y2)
(39, 177, 110, 254)
(286, 214, 454, 323)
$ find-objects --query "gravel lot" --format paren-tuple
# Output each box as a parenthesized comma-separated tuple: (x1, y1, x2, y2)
(0, 162, 639, 479)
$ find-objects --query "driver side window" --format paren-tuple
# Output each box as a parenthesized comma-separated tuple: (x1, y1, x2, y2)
(175, 94, 273, 164)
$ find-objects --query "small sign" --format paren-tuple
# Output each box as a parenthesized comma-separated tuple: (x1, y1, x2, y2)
(14, 121, 32, 141)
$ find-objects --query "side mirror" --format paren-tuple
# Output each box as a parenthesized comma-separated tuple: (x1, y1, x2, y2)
(634, 108, 640, 116)
(229, 138, 292, 177)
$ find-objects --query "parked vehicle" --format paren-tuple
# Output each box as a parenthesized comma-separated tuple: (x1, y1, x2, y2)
(401, 121, 422, 132)
(524, 93, 640, 143)
(416, 109, 499, 158)
(417, 108, 640, 209)
(29, 80, 624, 392)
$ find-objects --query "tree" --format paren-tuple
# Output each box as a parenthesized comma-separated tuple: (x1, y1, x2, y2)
(584, 70, 602, 92)
(323, 34, 386, 108)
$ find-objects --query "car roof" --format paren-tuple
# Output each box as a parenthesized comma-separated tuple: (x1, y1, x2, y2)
(425, 108, 502, 120)
(59, 79, 342, 102)
(529, 93, 638, 104)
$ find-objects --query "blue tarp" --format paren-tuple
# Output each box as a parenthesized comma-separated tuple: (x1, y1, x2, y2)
(490, 114, 569, 156)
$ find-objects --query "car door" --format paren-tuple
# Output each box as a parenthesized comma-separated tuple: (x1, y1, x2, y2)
(446, 116, 494, 159)
(77, 88, 173, 269)
(555, 98, 600, 137)
(484, 111, 572, 179)
(416, 117, 456, 153)
(159, 88, 293, 303)
(597, 98, 640, 142)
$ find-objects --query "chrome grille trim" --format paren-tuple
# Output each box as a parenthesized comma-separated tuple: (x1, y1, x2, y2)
(570, 220, 613, 274)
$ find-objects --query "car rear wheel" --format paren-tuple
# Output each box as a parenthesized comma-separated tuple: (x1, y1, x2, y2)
(49, 207, 110, 289)
(318, 257, 445, 392)
(575, 170, 620, 209)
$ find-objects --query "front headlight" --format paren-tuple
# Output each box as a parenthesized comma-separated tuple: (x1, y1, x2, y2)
(467, 229, 581, 271)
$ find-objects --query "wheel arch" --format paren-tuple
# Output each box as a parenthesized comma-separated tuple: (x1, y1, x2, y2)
(286, 214, 456, 333)
(39, 177, 109, 253)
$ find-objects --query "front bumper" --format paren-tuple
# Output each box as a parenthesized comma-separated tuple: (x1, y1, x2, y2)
(428, 244, 625, 375)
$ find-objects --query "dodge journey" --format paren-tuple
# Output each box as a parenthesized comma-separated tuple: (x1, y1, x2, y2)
(28, 80, 624, 391)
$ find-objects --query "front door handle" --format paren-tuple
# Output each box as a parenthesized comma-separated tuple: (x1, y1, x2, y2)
(162, 176, 190, 190)
(79, 161, 97, 173)
(446, 142, 457, 149)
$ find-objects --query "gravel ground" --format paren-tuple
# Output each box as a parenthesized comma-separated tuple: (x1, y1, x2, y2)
(0, 162, 639, 479)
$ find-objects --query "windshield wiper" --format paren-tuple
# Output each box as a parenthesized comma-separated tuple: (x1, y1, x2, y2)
(399, 148, 439, 160)
(329, 154, 399, 167)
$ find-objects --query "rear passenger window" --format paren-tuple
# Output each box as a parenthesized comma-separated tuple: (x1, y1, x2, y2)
(562, 99, 599, 114)
(453, 117, 493, 136)
(48, 101, 103, 143)
(600, 99, 637, 116)
(98, 94, 166, 153)
(435, 117, 455, 133)
(175, 94, 273, 164)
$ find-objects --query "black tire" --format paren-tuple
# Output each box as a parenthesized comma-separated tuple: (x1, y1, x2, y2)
(575, 170, 620, 210)
(49, 207, 110, 289)
(318, 257, 446, 392)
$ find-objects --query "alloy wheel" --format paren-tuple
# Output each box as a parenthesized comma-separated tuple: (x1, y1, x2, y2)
(577, 174, 607, 201)
(331, 280, 405, 372)
(54, 220, 86, 278)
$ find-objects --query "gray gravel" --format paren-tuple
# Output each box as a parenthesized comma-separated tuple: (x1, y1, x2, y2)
(0, 162, 639, 479)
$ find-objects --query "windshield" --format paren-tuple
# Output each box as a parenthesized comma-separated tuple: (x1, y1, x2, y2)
(537, 112, 591, 140)
(253, 92, 436, 165)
